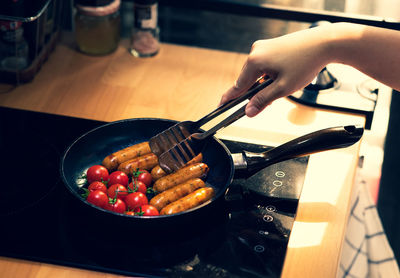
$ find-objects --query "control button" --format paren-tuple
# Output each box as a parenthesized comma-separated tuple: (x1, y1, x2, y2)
(259, 230, 269, 236)
(254, 245, 265, 253)
(263, 215, 274, 222)
(272, 180, 283, 187)
(266, 205, 276, 212)
(275, 171, 285, 178)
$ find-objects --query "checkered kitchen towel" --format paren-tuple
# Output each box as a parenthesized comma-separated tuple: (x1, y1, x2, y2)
(338, 178, 400, 278)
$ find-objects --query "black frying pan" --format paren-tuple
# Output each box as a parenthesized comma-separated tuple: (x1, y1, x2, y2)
(60, 118, 363, 233)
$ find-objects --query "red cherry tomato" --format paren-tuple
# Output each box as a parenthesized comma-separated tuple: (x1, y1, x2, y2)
(124, 211, 135, 216)
(125, 192, 148, 210)
(107, 184, 128, 201)
(128, 180, 147, 194)
(134, 204, 159, 216)
(87, 165, 109, 184)
(105, 198, 127, 214)
(133, 169, 152, 186)
(88, 181, 107, 193)
(108, 171, 129, 187)
(86, 190, 108, 209)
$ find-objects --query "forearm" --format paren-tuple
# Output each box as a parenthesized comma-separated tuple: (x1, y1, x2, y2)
(220, 22, 400, 117)
(326, 23, 400, 91)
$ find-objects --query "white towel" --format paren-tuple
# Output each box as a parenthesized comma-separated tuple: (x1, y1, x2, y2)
(338, 175, 400, 278)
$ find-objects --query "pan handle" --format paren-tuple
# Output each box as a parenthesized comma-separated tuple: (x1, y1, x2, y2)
(235, 125, 364, 178)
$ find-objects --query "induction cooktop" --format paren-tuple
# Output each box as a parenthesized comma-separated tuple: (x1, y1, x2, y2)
(0, 107, 308, 277)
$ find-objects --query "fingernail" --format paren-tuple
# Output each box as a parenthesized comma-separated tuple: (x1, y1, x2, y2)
(246, 106, 258, 117)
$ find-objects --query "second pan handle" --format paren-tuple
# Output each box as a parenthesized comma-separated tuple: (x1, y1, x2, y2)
(234, 125, 364, 178)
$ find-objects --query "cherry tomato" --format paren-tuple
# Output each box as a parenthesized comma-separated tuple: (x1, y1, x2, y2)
(133, 169, 152, 186)
(124, 211, 135, 216)
(105, 198, 127, 214)
(88, 181, 107, 193)
(108, 171, 129, 187)
(125, 192, 148, 210)
(107, 184, 128, 201)
(86, 190, 108, 209)
(128, 180, 147, 194)
(86, 165, 109, 184)
(134, 204, 159, 216)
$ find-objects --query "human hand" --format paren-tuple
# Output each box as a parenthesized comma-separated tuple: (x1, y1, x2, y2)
(220, 24, 333, 117)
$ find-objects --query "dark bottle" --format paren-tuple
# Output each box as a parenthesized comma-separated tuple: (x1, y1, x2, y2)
(130, 0, 159, 57)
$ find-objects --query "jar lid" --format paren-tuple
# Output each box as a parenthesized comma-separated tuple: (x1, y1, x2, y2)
(76, 0, 120, 16)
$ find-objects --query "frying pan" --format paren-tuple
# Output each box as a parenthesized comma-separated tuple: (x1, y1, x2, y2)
(60, 118, 363, 234)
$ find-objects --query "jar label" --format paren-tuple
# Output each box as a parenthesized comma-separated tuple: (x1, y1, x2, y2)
(134, 3, 157, 29)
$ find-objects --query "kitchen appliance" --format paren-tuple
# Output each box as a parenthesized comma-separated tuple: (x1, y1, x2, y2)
(0, 106, 309, 278)
(288, 65, 379, 129)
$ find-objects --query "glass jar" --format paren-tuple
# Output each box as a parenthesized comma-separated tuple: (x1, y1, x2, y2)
(0, 20, 29, 71)
(130, 0, 159, 57)
(75, 0, 121, 55)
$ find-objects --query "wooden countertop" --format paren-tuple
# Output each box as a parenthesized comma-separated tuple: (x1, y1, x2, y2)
(0, 37, 367, 278)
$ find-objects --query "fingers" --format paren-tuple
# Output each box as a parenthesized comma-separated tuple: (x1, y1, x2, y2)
(235, 60, 264, 94)
(219, 58, 263, 106)
(245, 79, 285, 117)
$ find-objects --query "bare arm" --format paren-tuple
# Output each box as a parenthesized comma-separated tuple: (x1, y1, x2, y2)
(220, 22, 400, 117)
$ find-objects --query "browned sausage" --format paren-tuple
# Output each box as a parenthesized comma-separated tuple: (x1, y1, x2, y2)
(160, 187, 215, 215)
(153, 162, 209, 192)
(150, 153, 203, 181)
(149, 178, 206, 211)
(102, 142, 151, 171)
(117, 152, 158, 175)
(150, 165, 166, 181)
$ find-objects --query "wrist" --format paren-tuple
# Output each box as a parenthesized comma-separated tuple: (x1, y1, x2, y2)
(322, 22, 365, 65)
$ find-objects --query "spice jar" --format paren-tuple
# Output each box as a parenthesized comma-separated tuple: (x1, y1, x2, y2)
(75, 0, 121, 55)
(130, 0, 159, 57)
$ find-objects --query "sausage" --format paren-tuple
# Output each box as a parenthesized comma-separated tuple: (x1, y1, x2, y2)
(117, 152, 158, 175)
(150, 165, 166, 181)
(102, 141, 151, 171)
(150, 153, 203, 181)
(153, 162, 209, 192)
(149, 178, 206, 211)
(160, 187, 215, 215)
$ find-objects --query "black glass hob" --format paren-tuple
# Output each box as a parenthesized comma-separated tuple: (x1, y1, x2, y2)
(0, 107, 308, 278)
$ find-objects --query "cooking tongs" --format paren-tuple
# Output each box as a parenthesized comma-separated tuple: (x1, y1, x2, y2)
(150, 76, 273, 173)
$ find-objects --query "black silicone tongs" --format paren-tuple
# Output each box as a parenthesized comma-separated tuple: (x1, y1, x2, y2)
(149, 76, 273, 157)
